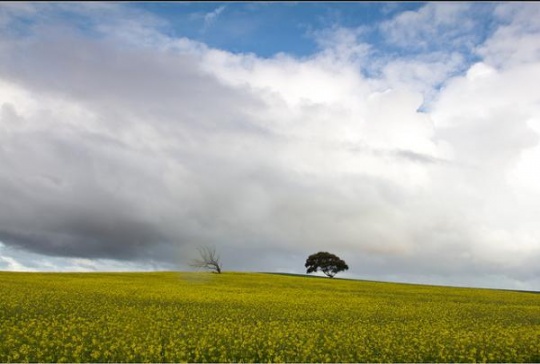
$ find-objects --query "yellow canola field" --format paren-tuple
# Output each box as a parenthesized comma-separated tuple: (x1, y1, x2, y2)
(0, 271, 538, 363)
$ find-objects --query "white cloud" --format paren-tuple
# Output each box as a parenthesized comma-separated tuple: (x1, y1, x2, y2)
(375, 52, 465, 105)
(310, 25, 372, 65)
(477, 3, 540, 68)
(380, 3, 476, 50)
(0, 251, 36, 271)
(203, 5, 226, 31)
(0, 241, 166, 272)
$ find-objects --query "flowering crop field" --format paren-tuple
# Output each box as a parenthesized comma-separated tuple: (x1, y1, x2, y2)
(0, 271, 538, 363)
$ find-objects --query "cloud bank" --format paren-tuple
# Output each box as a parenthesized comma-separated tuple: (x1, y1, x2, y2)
(0, 3, 539, 290)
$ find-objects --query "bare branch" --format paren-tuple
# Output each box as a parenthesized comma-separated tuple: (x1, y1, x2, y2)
(190, 246, 222, 274)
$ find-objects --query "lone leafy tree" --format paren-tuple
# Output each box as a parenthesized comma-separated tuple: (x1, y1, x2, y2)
(190, 246, 222, 274)
(305, 251, 349, 278)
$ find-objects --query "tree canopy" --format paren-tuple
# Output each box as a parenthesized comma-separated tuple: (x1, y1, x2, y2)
(305, 251, 349, 278)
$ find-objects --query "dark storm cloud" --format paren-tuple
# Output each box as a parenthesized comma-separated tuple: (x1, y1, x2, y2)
(0, 127, 168, 260)
(0, 19, 270, 264)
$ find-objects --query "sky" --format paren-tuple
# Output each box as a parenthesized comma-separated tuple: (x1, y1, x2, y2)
(1, 2, 540, 291)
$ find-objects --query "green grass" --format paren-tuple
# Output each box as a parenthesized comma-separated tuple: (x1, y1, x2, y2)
(0, 271, 538, 363)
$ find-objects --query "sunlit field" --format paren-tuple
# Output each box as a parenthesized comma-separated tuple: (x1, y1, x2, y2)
(1, 271, 538, 363)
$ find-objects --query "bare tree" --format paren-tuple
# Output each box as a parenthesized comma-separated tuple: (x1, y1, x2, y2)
(190, 246, 222, 274)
